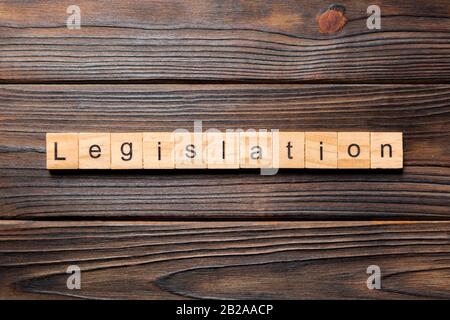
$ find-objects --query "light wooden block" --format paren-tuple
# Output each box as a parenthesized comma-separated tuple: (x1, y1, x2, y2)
(78, 133, 111, 169)
(338, 132, 370, 169)
(273, 132, 305, 168)
(240, 132, 273, 168)
(111, 133, 143, 169)
(143, 132, 174, 169)
(207, 132, 240, 169)
(46, 133, 78, 169)
(371, 132, 403, 169)
(174, 132, 207, 169)
(305, 132, 337, 168)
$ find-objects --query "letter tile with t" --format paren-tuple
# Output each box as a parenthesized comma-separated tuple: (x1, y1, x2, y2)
(273, 132, 305, 168)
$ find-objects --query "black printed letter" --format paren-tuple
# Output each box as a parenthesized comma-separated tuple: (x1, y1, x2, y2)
(121, 142, 133, 161)
(54, 142, 66, 160)
(381, 144, 392, 158)
(89, 145, 101, 159)
(347, 144, 361, 158)
(286, 141, 293, 159)
(186, 144, 196, 159)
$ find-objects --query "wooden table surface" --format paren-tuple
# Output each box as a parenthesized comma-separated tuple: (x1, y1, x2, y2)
(1, 0, 450, 299)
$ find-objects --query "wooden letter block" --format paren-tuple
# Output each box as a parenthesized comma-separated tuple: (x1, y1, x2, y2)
(111, 133, 143, 169)
(174, 132, 207, 169)
(143, 132, 174, 169)
(46, 133, 78, 169)
(338, 132, 370, 169)
(207, 132, 239, 169)
(273, 132, 305, 168)
(240, 132, 273, 168)
(79, 133, 111, 169)
(305, 132, 337, 168)
(371, 132, 403, 169)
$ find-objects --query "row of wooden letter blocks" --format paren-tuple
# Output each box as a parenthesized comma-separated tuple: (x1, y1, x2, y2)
(46, 132, 403, 170)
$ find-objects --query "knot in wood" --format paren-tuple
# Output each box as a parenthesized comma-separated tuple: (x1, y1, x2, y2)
(316, 4, 347, 35)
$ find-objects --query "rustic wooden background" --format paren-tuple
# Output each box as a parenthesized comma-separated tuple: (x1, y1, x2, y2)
(1, 0, 449, 299)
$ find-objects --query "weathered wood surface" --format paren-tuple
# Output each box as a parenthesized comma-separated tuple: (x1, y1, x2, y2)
(0, 84, 449, 219)
(1, 0, 450, 82)
(1, 221, 449, 299)
(1, 0, 450, 301)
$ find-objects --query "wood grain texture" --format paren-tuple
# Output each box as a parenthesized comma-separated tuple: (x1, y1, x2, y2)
(305, 132, 338, 169)
(275, 132, 305, 169)
(143, 132, 175, 169)
(78, 132, 111, 169)
(0, 84, 449, 219)
(2, 0, 449, 302)
(46, 132, 79, 169)
(338, 132, 371, 169)
(1, 220, 450, 299)
(1, 0, 450, 82)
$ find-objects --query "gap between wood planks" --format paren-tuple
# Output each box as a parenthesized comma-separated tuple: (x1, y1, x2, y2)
(3, 79, 450, 85)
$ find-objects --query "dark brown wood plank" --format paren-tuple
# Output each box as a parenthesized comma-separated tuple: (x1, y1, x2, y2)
(0, 84, 449, 219)
(1, 220, 450, 299)
(1, 0, 450, 82)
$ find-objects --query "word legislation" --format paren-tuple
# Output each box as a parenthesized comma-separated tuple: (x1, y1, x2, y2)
(46, 131, 403, 170)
